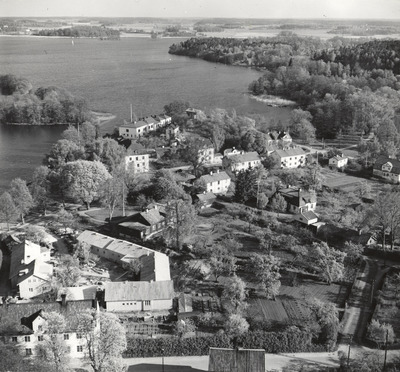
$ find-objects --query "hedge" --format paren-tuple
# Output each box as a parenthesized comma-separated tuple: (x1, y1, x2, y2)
(123, 330, 328, 358)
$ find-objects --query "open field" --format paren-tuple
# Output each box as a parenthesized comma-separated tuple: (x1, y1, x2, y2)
(322, 171, 364, 191)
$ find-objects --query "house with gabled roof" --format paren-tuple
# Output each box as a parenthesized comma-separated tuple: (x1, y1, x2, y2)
(373, 155, 400, 184)
(125, 153, 150, 173)
(222, 150, 261, 172)
(0, 297, 96, 358)
(199, 170, 231, 195)
(195, 192, 217, 208)
(271, 147, 307, 168)
(104, 280, 174, 312)
(329, 155, 348, 169)
(9, 240, 53, 299)
(268, 130, 292, 144)
(277, 187, 317, 214)
(117, 206, 168, 240)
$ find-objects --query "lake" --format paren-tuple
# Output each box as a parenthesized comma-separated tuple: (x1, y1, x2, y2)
(0, 36, 292, 190)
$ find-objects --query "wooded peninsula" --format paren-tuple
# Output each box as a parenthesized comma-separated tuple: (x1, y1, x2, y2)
(0, 75, 92, 125)
(169, 35, 400, 154)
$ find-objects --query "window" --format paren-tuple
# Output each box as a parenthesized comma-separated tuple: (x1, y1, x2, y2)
(29, 288, 33, 292)
(126, 129, 129, 132)
(38, 325, 42, 331)
(11, 336, 17, 342)
(24, 336, 31, 342)
(38, 336, 44, 342)
(76, 333, 82, 339)
(77, 346, 83, 352)
(25, 348, 32, 356)
(64, 334, 69, 340)
(122, 303, 125, 305)
(144, 300, 151, 306)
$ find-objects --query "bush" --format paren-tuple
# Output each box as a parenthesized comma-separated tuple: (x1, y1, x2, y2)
(123, 329, 328, 358)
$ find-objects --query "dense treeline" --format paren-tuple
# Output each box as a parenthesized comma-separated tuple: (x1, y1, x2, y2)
(35, 25, 120, 39)
(314, 40, 400, 75)
(169, 34, 356, 69)
(0, 75, 92, 125)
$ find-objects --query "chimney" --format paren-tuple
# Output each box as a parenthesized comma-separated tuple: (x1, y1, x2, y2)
(210, 171, 213, 176)
(61, 293, 67, 307)
(146, 208, 149, 213)
(154, 205, 157, 210)
(217, 169, 220, 174)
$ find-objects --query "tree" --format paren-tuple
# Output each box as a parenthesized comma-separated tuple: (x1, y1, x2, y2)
(46, 139, 85, 170)
(367, 319, 395, 348)
(165, 199, 196, 250)
(36, 312, 70, 372)
(368, 190, 400, 250)
(338, 350, 384, 372)
(234, 167, 260, 203)
(0, 191, 17, 230)
(309, 298, 339, 347)
(9, 177, 34, 224)
(55, 256, 81, 287)
(61, 125, 80, 145)
(164, 100, 191, 117)
(23, 225, 47, 245)
(289, 109, 315, 143)
(73, 241, 91, 266)
(122, 259, 142, 280)
(30, 165, 51, 215)
(209, 245, 237, 282)
(173, 319, 197, 339)
(270, 193, 287, 214)
(309, 242, 346, 285)
(56, 209, 75, 234)
(221, 275, 248, 315)
(76, 310, 127, 372)
(303, 164, 323, 190)
(92, 138, 126, 172)
(224, 314, 249, 341)
(257, 193, 269, 210)
(98, 176, 124, 222)
(251, 254, 281, 300)
(62, 160, 111, 209)
(151, 169, 187, 202)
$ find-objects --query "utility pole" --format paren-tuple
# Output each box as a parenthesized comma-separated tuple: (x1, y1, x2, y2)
(347, 335, 353, 370)
(383, 328, 389, 371)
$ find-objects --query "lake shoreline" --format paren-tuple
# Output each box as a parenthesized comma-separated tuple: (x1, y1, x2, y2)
(2, 111, 116, 127)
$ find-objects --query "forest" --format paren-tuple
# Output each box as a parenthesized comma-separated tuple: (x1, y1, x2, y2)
(34, 26, 120, 39)
(0, 75, 92, 125)
(170, 35, 400, 157)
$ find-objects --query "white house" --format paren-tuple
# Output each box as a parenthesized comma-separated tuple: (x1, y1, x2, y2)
(0, 297, 95, 358)
(373, 155, 400, 184)
(125, 153, 150, 173)
(104, 280, 174, 312)
(222, 150, 261, 172)
(277, 187, 317, 214)
(119, 121, 148, 139)
(329, 155, 348, 169)
(199, 170, 231, 195)
(9, 241, 53, 299)
(271, 148, 307, 168)
(294, 210, 319, 225)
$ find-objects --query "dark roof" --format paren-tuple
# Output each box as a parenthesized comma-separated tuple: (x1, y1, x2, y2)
(137, 209, 165, 226)
(196, 192, 217, 202)
(301, 210, 318, 221)
(373, 155, 400, 174)
(0, 300, 94, 334)
(278, 187, 317, 207)
(209, 348, 265, 372)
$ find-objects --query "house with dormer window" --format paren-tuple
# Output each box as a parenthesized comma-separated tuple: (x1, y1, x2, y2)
(373, 155, 400, 184)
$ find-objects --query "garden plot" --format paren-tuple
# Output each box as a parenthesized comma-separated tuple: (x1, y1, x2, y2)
(322, 172, 364, 191)
(280, 280, 347, 306)
(247, 298, 289, 323)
